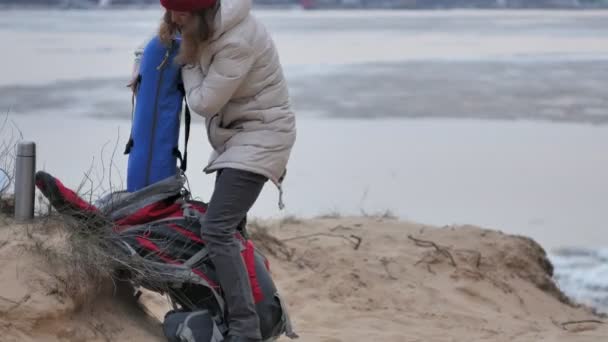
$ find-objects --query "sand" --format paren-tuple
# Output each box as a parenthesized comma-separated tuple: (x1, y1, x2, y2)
(0, 214, 606, 342)
(0, 217, 165, 342)
(249, 217, 608, 341)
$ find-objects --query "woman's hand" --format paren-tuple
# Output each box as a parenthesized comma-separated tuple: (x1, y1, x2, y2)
(127, 76, 139, 94)
(127, 52, 142, 94)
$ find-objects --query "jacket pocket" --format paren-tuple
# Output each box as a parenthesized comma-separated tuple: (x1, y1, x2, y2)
(206, 114, 236, 153)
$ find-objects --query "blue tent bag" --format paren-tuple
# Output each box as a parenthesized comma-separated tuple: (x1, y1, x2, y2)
(125, 36, 190, 192)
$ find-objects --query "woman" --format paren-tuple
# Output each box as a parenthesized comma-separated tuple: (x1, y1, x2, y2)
(149, 0, 296, 341)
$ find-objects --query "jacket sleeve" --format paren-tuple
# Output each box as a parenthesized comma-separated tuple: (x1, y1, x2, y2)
(134, 39, 145, 66)
(128, 38, 148, 92)
(130, 37, 151, 83)
(181, 39, 255, 118)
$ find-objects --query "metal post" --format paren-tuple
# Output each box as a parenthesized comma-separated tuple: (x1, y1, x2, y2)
(15, 142, 36, 222)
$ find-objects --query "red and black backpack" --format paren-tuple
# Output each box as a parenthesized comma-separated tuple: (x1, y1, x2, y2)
(35, 171, 296, 342)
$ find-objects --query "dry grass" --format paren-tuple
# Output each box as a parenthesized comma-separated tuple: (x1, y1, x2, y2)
(316, 210, 342, 219)
(280, 215, 302, 225)
(3, 115, 122, 305)
(0, 112, 19, 189)
(316, 209, 398, 221)
(0, 195, 14, 218)
(361, 208, 398, 220)
(249, 221, 295, 262)
(0, 116, 191, 311)
(25, 214, 116, 309)
(0, 114, 17, 225)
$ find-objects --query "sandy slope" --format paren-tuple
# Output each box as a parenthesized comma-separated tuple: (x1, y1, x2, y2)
(0, 214, 606, 342)
(250, 217, 608, 342)
(0, 217, 164, 342)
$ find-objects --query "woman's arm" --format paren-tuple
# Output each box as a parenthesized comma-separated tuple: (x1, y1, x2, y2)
(128, 39, 147, 92)
(181, 39, 255, 118)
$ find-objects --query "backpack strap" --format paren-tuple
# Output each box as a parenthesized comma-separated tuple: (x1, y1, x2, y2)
(182, 102, 191, 172)
(124, 75, 142, 155)
(183, 247, 209, 268)
(276, 293, 299, 339)
(174, 87, 191, 173)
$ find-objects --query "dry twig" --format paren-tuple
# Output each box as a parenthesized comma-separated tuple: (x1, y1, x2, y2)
(0, 295, 20, 305)
(408, 235, 457, 267)
(0, 294, 31, 315)
(329, 225, 353, 232)
(380, 257, 398, 280)
(282, 233, 363, 250)
(561, 320, 604, 330)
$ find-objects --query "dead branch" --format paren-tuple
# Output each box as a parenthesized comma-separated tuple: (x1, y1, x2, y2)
(408, 235, 457, 267)
(561, 320, 604, 330)
(10, 119, 23, 140)
(329, 225, 353, 232)
(0, 294, 31, 314)
(457, 249, 483, 269)
(413, 256, 438, 275)
(0, 111, 18, 191)
(95, 140, 110, 195)
(108, 127, 125, 194)
(350, 234, 362, 250)
(281, 233, 362, 250)
(0, 295, 20, 305)
(88, 322, 112, 342)
(76, 157, 97, 203)
(551, 318, 562, 330)
(249, 225, 295, 261)
(380, 257, 398, 280)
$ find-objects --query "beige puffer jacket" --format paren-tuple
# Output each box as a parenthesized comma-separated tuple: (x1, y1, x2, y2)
(180, 0, 296, 207)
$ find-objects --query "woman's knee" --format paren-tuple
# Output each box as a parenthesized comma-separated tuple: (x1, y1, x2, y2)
(201, 216, 239, 244)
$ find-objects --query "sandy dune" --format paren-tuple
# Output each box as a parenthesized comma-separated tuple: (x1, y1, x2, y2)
(0, 214, 606, 341)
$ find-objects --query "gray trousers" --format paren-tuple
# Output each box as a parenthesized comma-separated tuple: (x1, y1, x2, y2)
(201, 168, 267, 339)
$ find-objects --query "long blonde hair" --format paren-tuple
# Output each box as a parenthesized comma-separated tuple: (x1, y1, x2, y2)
(158, 4, 218, 66)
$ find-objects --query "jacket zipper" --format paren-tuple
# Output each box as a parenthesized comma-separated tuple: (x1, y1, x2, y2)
(144, 47, 171, 186)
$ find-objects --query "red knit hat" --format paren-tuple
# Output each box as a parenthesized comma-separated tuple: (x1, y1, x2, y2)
(160, 0, 217, 12)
